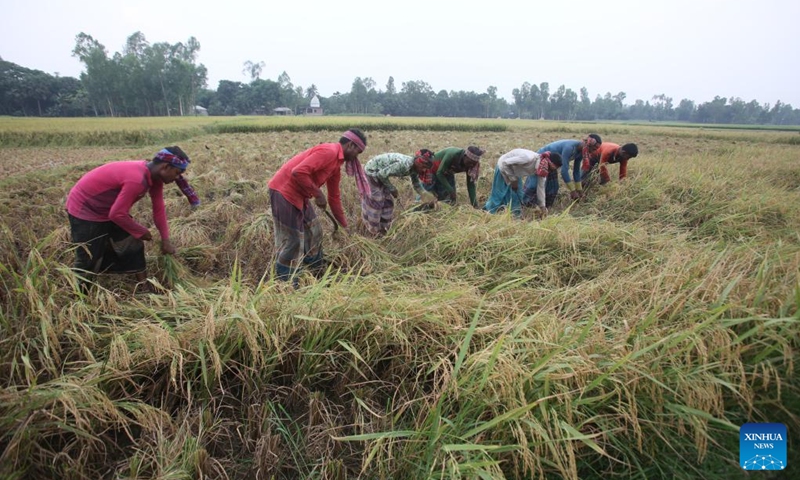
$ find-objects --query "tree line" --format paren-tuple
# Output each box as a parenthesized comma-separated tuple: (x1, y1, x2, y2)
(2, 31, 799, 125)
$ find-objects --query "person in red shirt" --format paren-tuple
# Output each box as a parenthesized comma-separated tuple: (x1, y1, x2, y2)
(66, 146, 189, 293)
(582, 142, 639, 186)
(267, 128, 369, 283)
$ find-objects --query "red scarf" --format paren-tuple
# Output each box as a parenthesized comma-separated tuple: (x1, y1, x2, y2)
(536, 152, 552, 177)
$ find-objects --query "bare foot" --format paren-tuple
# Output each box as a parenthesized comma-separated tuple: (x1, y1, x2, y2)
(134, 280, 157, 295)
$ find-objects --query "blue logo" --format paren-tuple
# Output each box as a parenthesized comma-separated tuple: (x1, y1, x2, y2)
(740, 423, 787, 470)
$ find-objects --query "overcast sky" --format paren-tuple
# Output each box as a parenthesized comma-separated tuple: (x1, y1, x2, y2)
(2, 0, 799, 107)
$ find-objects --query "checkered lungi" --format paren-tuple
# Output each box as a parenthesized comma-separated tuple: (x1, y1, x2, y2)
(269, 189, 322, 270)
(360, 176, 394, 235)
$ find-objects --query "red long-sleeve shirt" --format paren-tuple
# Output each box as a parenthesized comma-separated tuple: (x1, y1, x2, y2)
(595, 142, 628, 183)
(267, 142, 348, 227)
(66, 160, 169, 240)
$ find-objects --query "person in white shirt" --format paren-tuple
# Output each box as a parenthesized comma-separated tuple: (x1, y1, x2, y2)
(483, 149, 562, 218)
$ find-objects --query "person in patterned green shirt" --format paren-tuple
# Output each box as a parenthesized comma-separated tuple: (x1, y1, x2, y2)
(361, 150, 435, 236)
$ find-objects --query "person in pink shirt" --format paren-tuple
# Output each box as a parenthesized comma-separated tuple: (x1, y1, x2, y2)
(267, 128, 369, 283)
(66, 146, 190, 292)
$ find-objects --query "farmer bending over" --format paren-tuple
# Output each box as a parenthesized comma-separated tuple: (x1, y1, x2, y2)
(421, 146, 485, 208)
(66, 146, 190, 293)
(361, 149, 435, 236)
(485, 149, 562, 218)
(582, 142, 639, 188)
(267, 128, 368, 282)
(522, 134, 602, 204)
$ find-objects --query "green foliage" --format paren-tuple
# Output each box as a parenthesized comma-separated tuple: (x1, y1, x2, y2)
(4, 36, 800, 125)
(70, 31, 208, 117)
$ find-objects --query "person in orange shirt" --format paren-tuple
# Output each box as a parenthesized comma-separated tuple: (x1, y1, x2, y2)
(267, 129, 369, 283)
(582, 142, 639, 186)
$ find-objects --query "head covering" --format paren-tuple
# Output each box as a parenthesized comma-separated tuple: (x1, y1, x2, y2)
(536, 151, 553, 177)
(414, 149, 434, 170)
(341, 130, 367, 152)
(464, 146, 485, 182)
(154, 148, 190, 171)
(581, 136, 600, 172)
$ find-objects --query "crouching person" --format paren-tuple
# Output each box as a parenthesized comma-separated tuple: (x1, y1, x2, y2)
(485, 149, 562, 218)
(66, 146, 190, 293)
(422, 146, 485, 207)
(361, 149, 435, 236)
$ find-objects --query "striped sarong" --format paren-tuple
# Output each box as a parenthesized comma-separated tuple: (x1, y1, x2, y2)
(360, 176, 394, 236)
(269, 189, 322, 271)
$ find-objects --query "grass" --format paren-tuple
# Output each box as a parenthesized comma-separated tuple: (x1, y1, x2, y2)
(0, 120, 798, 479)
(0, 116, 507, 147)
(4, 115, 800, 148)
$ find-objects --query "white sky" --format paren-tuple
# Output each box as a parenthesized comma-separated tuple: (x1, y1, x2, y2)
(2, 0, 799, 107)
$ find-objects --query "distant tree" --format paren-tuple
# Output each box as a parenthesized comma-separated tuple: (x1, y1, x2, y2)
(9, 49, 800, 122)
(576, 87, 593, 120)
(277, 71, 293, 90)
(250, 78, 283, 113)
(549, 85, 578, 120)
(432, 89, 451, 116)
(675, 99, 695, 122)
(382, 77, 402, 115)
(72, 31, 207, 117)
(400, 80, 434, 116)
(215, 80, 243, 115)
(322, 91, 348, 115)
(651, 94, 674, 121)
(72, 32, 118, 116)
(485, 86, 498, 118)
(242, 60, 265, 82)
(538, 82, 550, 118)
(512, 81, 530, 118)
(385, 76, 396, 95)
(305, 84, 318, 99)
(349, 77, 367, 114)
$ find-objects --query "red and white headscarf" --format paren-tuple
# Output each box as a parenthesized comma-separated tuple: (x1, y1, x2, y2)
(536, 151, 553, 177)
(341, 130, 371, 198)
(414, 149, 434, 170)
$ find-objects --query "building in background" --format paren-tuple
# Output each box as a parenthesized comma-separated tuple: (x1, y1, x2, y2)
(305, 95, 323, 116)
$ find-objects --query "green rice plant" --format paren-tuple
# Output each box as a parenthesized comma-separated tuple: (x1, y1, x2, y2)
(156, 254, 190, 289)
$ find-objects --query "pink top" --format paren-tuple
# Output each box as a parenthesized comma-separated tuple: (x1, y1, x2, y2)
(66, 160, 169, 240)
(267, 142, 347, 227)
